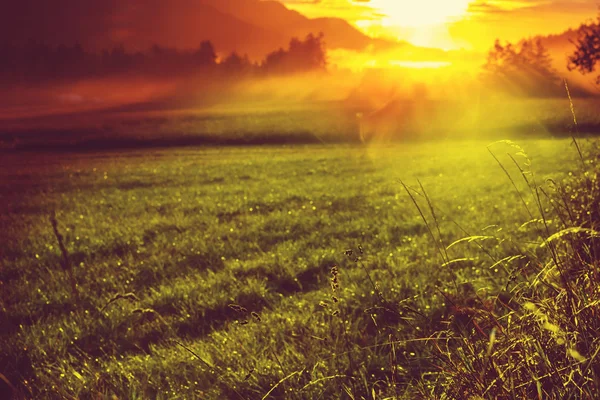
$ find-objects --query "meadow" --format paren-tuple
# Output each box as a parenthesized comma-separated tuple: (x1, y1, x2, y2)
(0, 137, 598, 398)
(3, 96, 600, 151)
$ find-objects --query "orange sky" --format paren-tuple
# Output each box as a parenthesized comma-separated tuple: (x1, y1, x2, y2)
(278, 0, 599, 50)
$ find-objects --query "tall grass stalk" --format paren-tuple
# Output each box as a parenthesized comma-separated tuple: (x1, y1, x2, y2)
(49, 213, 79, 302)
(410, 136, 600, 399)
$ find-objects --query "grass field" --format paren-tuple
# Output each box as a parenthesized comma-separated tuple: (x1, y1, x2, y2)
(2, 97, 600, 151)
(0, 138, 597, 398)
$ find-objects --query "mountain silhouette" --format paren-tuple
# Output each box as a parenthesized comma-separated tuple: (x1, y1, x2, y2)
(0, 0, 383, 59)
(200, 0, 374, 51)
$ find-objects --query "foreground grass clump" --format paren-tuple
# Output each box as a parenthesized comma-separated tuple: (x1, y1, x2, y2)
(0, 140, 597, 398)
(407, 141, 600, 399)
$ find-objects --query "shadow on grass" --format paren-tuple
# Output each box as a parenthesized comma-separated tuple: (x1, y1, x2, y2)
(4, 129, 345, 153)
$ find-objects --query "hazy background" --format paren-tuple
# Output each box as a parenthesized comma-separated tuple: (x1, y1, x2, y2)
(1, 0, 600, 149)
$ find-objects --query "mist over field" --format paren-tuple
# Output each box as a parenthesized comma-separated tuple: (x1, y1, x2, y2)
(1, 1, 600, 149)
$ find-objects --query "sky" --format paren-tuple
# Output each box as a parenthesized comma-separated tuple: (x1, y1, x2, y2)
(278, 0, 600, 50)
(3, 0, 598, 54)
(2, 0, 599, 124)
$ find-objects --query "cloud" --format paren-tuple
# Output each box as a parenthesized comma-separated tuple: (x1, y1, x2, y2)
(467, 0, 598, 16)
(4, 0, 597, 54)
(449, 0, 599, 50)
(280, 0, 377, 22)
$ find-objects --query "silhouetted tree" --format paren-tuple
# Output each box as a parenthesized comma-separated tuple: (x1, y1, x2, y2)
(221, 51, 253, 75)
(482, 38, 560, 97)
(568, 15, 600, 84)
(194, 41, 217, 66)
(263, 48, 286, 73)
(262, 33, 326, 75)
(101, 44, 135, 74)
(289, 33, 327, 70)
(0, 37, 325, 85)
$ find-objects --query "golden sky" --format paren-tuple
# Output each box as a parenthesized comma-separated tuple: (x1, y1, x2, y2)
(278, 0, 599, 50)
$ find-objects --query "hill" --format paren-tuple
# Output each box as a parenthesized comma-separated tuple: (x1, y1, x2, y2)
(0, 0, 388, 59)
(201, 0, 374, 51)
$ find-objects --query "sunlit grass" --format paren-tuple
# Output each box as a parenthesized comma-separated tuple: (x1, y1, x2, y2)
(0, 138, 597, 398)
(2, 98, 600, 152)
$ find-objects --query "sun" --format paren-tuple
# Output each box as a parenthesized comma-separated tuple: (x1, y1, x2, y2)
(370, 0, 472, 28)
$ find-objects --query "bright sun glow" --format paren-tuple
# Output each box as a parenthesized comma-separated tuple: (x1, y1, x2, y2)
(370, 0, 472, 27)
(389, 60, 451, 69)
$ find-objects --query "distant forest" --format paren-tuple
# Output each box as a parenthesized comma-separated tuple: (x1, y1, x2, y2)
(482, 38, 563, 97)
(0, 33, 327, 84)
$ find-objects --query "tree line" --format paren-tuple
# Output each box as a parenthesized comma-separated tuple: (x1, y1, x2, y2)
(482, 37, 561, 97)
(0, 33, 327, 84)
(482, 13, 600, 97)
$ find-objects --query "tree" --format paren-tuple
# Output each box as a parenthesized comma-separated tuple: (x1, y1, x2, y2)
(221, 51, 253, 75)
(262, 33, 327, 75)
(568, 15, 600, 84)
(194, 41, 217, 66)
(482, 38, 560, 97)
(288, 33, 327, 70)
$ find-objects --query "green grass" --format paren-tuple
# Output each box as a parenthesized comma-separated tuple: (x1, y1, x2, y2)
(0, 138, 597, 398)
